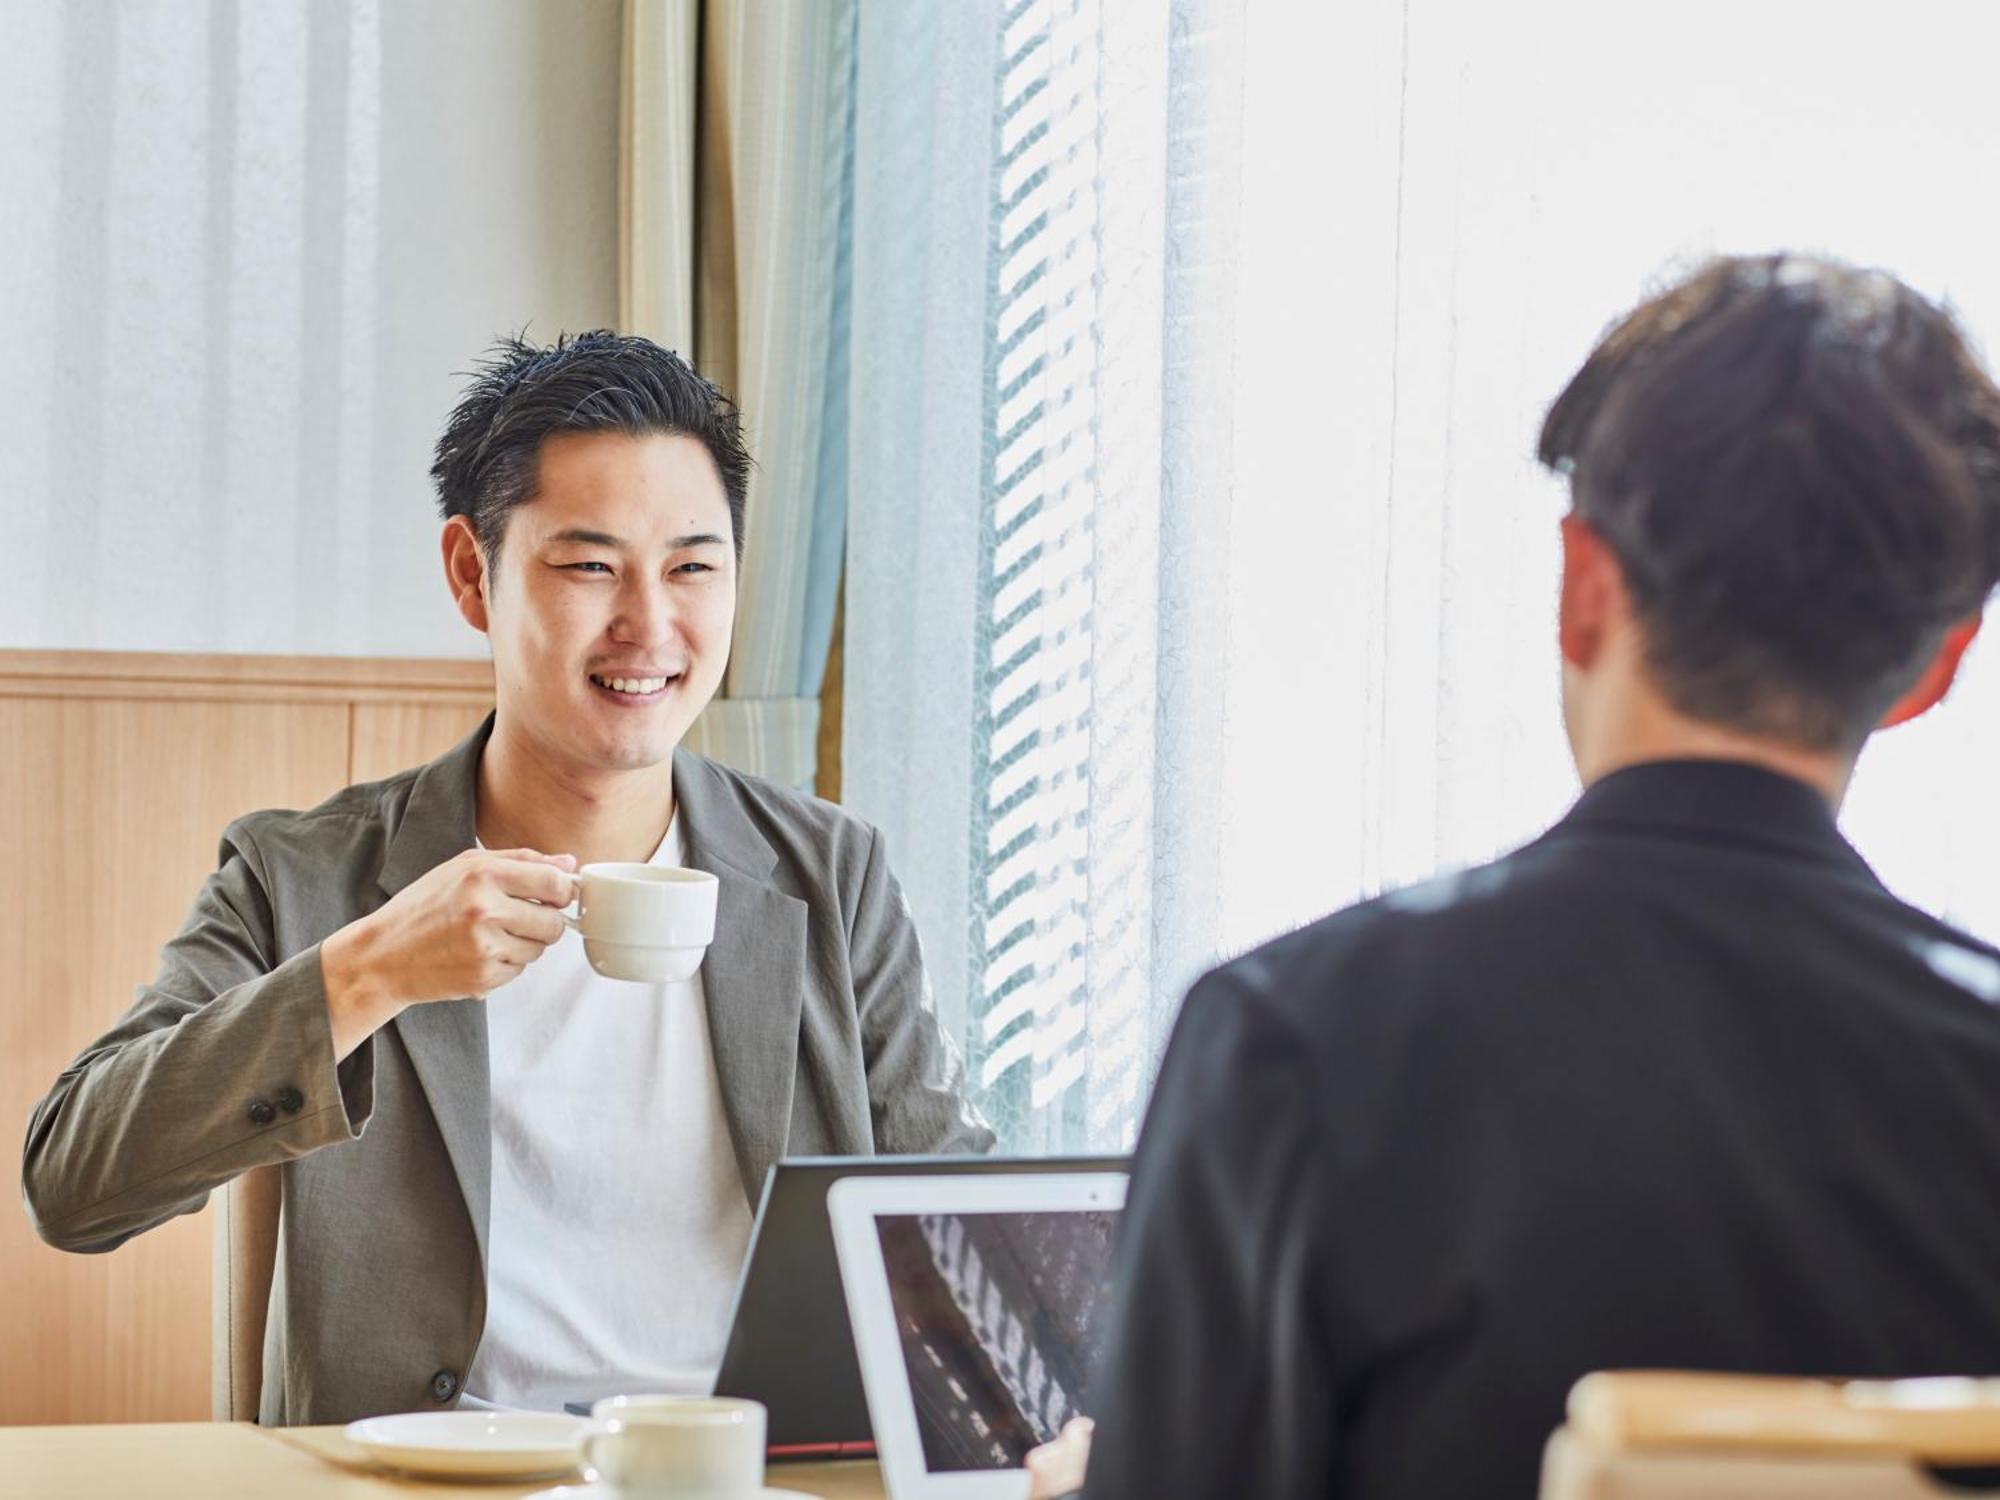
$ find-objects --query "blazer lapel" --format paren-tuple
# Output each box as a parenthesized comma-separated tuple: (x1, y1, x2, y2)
(371, 725, 809, 1246)
(380, 716, 494, 1267)
(675, 750, 809, 1205)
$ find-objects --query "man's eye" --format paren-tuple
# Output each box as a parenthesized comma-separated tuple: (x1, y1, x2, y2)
(673, 562, 713, 576)
(564, 561, 613, 575)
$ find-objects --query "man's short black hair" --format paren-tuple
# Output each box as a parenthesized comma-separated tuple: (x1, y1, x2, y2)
(431, 330, 751, 561)
(1539, 254, 2000, 750)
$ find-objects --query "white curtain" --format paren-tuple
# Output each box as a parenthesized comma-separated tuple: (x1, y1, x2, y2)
(1225, 0, 2000, 943)
(622, 0, 854, 790)
(844, 0, 2000, 1153)
(0, 0, 624, 659)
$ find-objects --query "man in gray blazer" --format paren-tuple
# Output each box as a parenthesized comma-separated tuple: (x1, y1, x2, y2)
(21, 331, 992, 1424)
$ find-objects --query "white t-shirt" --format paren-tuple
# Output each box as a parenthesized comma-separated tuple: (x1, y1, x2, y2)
(462, 818, 754, 1410)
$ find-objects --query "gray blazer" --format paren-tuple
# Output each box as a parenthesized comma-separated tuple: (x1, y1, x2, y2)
(21, 717, 991, 1423)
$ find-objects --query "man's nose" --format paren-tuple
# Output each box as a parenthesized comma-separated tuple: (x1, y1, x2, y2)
(609, 576, 679, 648)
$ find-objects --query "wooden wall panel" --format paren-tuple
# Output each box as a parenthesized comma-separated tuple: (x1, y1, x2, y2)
(1, 697, 352, 1425)
(348, 704, 494, 786)
(0, 651, 492, 1427)
(816, 573, 844, 804)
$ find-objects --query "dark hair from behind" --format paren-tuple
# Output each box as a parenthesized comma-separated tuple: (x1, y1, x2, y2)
(431, 330, 751, 564)
(1538, 254, 2000, 751)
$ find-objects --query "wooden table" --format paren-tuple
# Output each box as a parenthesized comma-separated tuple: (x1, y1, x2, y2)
(0, 1421, 886, 1498)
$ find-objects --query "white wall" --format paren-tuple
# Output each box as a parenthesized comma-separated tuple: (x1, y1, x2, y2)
(0, 0, 622, 657)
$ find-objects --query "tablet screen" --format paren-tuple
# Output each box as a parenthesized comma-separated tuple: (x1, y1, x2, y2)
(874, 1208, 1121, 1472)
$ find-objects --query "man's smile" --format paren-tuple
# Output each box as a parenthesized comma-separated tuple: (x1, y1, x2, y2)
(587, 670, 683, 702)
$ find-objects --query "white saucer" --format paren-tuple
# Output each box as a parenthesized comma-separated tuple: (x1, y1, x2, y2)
(525, 1487, 820, 1499)
(343, 1411, 590, 1480)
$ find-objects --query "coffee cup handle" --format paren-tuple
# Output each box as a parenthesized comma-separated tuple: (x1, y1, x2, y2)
(579, 1420, 614, 1482)
(561, 885, 582, 933)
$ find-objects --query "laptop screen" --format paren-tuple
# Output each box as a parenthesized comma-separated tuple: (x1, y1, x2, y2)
(874, 1208, 1121, 1472)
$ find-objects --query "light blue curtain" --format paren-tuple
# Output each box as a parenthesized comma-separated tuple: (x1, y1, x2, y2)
(841, 0, 997, 1120)
(840, 0, 1247, 1152)
(691, 0, 855, 792)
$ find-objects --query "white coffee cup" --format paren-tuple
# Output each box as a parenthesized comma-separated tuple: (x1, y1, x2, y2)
(585, 1394, 766, 1498)
(563, 863, 719, 983)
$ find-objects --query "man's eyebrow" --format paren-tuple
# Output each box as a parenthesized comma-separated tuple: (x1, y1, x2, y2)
(545, 528, 729, 550)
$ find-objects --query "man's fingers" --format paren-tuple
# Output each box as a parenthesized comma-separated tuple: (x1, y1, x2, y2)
(485, 929, 545, 970)
(488, 858, 581, 907)
(497, 898, 568, 947)
(481, 848, 579, 875)
(1024, 1418, 1093, 1500)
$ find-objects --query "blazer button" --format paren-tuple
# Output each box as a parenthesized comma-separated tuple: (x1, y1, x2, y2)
(275, 1086, 304, 1114)
(430, 1369, 459, 1403)
(246, 1099, 277, 1127)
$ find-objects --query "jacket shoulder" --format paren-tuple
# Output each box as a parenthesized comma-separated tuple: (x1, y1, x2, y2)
(1208, 835, 1577, 1034)
(216, 763, 422, 875)
(677, 752, 880, 880)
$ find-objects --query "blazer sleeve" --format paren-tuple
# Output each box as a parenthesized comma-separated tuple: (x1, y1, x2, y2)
(849, 825, 995, 1156)
(20, 823, 377, 1253)
(1083, 967, 1341, 1499)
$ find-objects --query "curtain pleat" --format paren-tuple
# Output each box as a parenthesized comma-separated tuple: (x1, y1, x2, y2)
(619, 0, 699, 359)
(622, 0, 855, 793)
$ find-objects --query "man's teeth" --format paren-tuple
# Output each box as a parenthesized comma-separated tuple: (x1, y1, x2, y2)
(594, 675, 670, 694)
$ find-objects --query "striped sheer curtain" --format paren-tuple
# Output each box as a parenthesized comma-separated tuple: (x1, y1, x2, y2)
(843, 0, 1245, 1153)
(841, 0, 2000, 1154)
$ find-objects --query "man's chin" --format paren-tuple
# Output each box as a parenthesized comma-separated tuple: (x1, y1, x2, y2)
(561, 713, 689, 775)
(593, 732, 682, 774)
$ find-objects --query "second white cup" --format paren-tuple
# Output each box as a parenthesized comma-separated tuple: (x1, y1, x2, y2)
(585, 1394, 766, 1498)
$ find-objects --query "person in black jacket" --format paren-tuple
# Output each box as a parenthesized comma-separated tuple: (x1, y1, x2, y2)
(1055, 255, 2000, 1500)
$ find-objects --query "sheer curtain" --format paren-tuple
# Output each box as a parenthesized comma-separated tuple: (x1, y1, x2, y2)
(0, 0, 623, 658)
(843, 0, 1245, 1153)
(842, 0, 2000, 1152)
(621, 0, 854, 789)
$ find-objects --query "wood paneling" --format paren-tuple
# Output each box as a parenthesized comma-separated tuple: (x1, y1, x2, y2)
(0, 652, 492, 1426)
(817, 571, 844, 804)
(348, 704, 494, 786)
(1, 698, 351, 1424)
(0, 651, 493, 707)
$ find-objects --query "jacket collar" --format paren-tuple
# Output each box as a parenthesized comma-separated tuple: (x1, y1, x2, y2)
(380, 714, 805, 1235)
(377, 716, 785, 893)
(671, 747, 807, 1204)
(377, 718, 493, 1271)
(670, 746, 781, 881)
(378, 715, 489, 898)
(1557, 757, 1880, 885)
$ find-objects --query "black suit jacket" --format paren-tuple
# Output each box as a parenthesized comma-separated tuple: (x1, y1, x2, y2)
(1085, 760, 2000, 1499)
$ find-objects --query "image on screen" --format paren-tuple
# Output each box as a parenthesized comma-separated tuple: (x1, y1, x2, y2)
(874, 1208, 1120, 1472)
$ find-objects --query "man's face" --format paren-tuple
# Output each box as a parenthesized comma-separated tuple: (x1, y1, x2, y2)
(479, 430, 737, 776)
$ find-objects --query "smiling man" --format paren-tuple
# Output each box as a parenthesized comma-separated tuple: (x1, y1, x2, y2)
(22, 331, 992, 1422)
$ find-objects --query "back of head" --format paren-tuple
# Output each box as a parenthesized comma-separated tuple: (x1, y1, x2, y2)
(1538, 254, 2000, 751)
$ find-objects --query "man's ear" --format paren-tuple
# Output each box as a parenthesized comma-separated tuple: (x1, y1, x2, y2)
(1878, 614, 1982, 729)
(442, 517, 491, 634)
(1558, 513, 1625, 671)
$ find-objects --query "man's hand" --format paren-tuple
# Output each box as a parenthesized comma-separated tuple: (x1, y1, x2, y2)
(320, 848, 578, 1059)
(1025, 1416, 1093, 1500)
